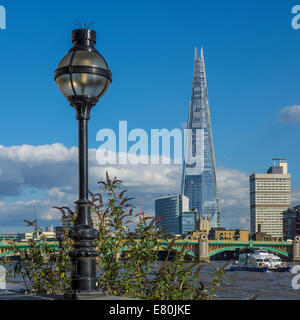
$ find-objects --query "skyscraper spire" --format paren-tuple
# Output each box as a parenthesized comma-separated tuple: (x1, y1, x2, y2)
(200, 46, 204, 61)
(195, 47, 199, 60)
(182, 47, 221, 228)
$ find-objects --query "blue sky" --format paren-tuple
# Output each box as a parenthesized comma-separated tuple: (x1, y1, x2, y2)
(0, 0, 299, 232)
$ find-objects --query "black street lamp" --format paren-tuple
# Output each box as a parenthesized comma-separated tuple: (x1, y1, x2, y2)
(54, 28, 112, 299)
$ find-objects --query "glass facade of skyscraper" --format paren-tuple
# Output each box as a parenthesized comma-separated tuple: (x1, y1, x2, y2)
(155, 194, 189, 235)
(182, 48, 221, 228)
(181, 211, 196, 234)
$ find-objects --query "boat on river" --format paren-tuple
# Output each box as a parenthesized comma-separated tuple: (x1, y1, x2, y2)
(228, 249, 290, 272)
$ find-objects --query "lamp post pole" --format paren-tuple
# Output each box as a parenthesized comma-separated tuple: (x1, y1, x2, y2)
(68, 97, 99, 298)
(54, 28, 112, 299)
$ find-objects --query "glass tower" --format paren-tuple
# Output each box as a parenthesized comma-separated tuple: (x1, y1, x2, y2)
(182, 47, 221, 228)
(155, 194, 189, 235)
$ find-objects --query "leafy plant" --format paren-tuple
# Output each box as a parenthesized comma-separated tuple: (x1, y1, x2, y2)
(12, 172, 224, 299)
(12, 209, 74, 294)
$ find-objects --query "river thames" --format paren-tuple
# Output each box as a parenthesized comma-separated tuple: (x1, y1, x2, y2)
(3, 261, 300, 300)
(199, 261, 300, 300)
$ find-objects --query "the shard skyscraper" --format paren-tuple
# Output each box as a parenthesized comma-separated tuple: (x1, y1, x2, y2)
(182, 47, 221, 228)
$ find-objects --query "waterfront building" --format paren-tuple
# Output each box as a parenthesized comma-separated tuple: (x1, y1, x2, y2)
(249, 159, 291, 239)
(20, 231, 57, 242)
(91, 213, 109, 232)
(252, 224, 277, 241)
(91, 213, 100, 230)
(0, 233, 22, 242)
(155, 194, 193, 234)
(209, 228, 249, 241)
(199, 213, 210, 233)
(282, 205, 300, 240)
(182, 47, 221, 229)
(185, 214, 210, 240)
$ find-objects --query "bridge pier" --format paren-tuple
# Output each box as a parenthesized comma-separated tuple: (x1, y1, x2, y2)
(197, 234, 209, 262)
(293, 236, 300, 262)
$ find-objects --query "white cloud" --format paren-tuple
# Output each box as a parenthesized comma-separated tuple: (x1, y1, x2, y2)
(279, 105, 300, 124)
(217, 167, 250, 230)
(291, 191, 300, 206)
(0, 198, 62, 230)
(0, 143, 254, 231)
(0, 143, 78, 196)
(46, 186, 72, 200)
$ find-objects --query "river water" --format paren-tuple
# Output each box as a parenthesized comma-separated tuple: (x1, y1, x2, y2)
(2, 261, 300, 300)
(198, 261, 300, 300)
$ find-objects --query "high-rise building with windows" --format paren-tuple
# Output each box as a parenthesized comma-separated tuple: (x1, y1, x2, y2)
(182, 48, 221, 228)
(249, 159, 291, 238)
(181, 211, 197, 234)
(155, 194, 196, 235)
(282, 205, 300, 240)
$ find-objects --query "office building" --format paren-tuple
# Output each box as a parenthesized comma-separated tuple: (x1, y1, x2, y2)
(91, 212, 109, 232)
(155, 194, 195, 235)
(45, 225, 54, 232)
(181, 211, 197, 234)
(20, 231, 57, 242)
(282, 205, 300, 240)
(249, 159, 291, 238)
(0, 233, 22, 242)
(182, 47, 221, 228)
(91, 213, 100, 230)
(252, 224, 277, 241)
(209, 228, 249, 241)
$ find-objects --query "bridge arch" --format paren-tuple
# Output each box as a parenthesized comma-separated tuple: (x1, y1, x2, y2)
(161, 245, 195, 257)
(209, 246, 289, 258)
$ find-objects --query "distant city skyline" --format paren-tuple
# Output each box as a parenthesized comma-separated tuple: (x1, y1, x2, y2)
(0, 1, 300, 232)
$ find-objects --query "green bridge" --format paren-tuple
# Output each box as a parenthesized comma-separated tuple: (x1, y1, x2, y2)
(1, 237, 299, 261)
(158, 238, 295, 261)
(0, 242, 59, 258)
